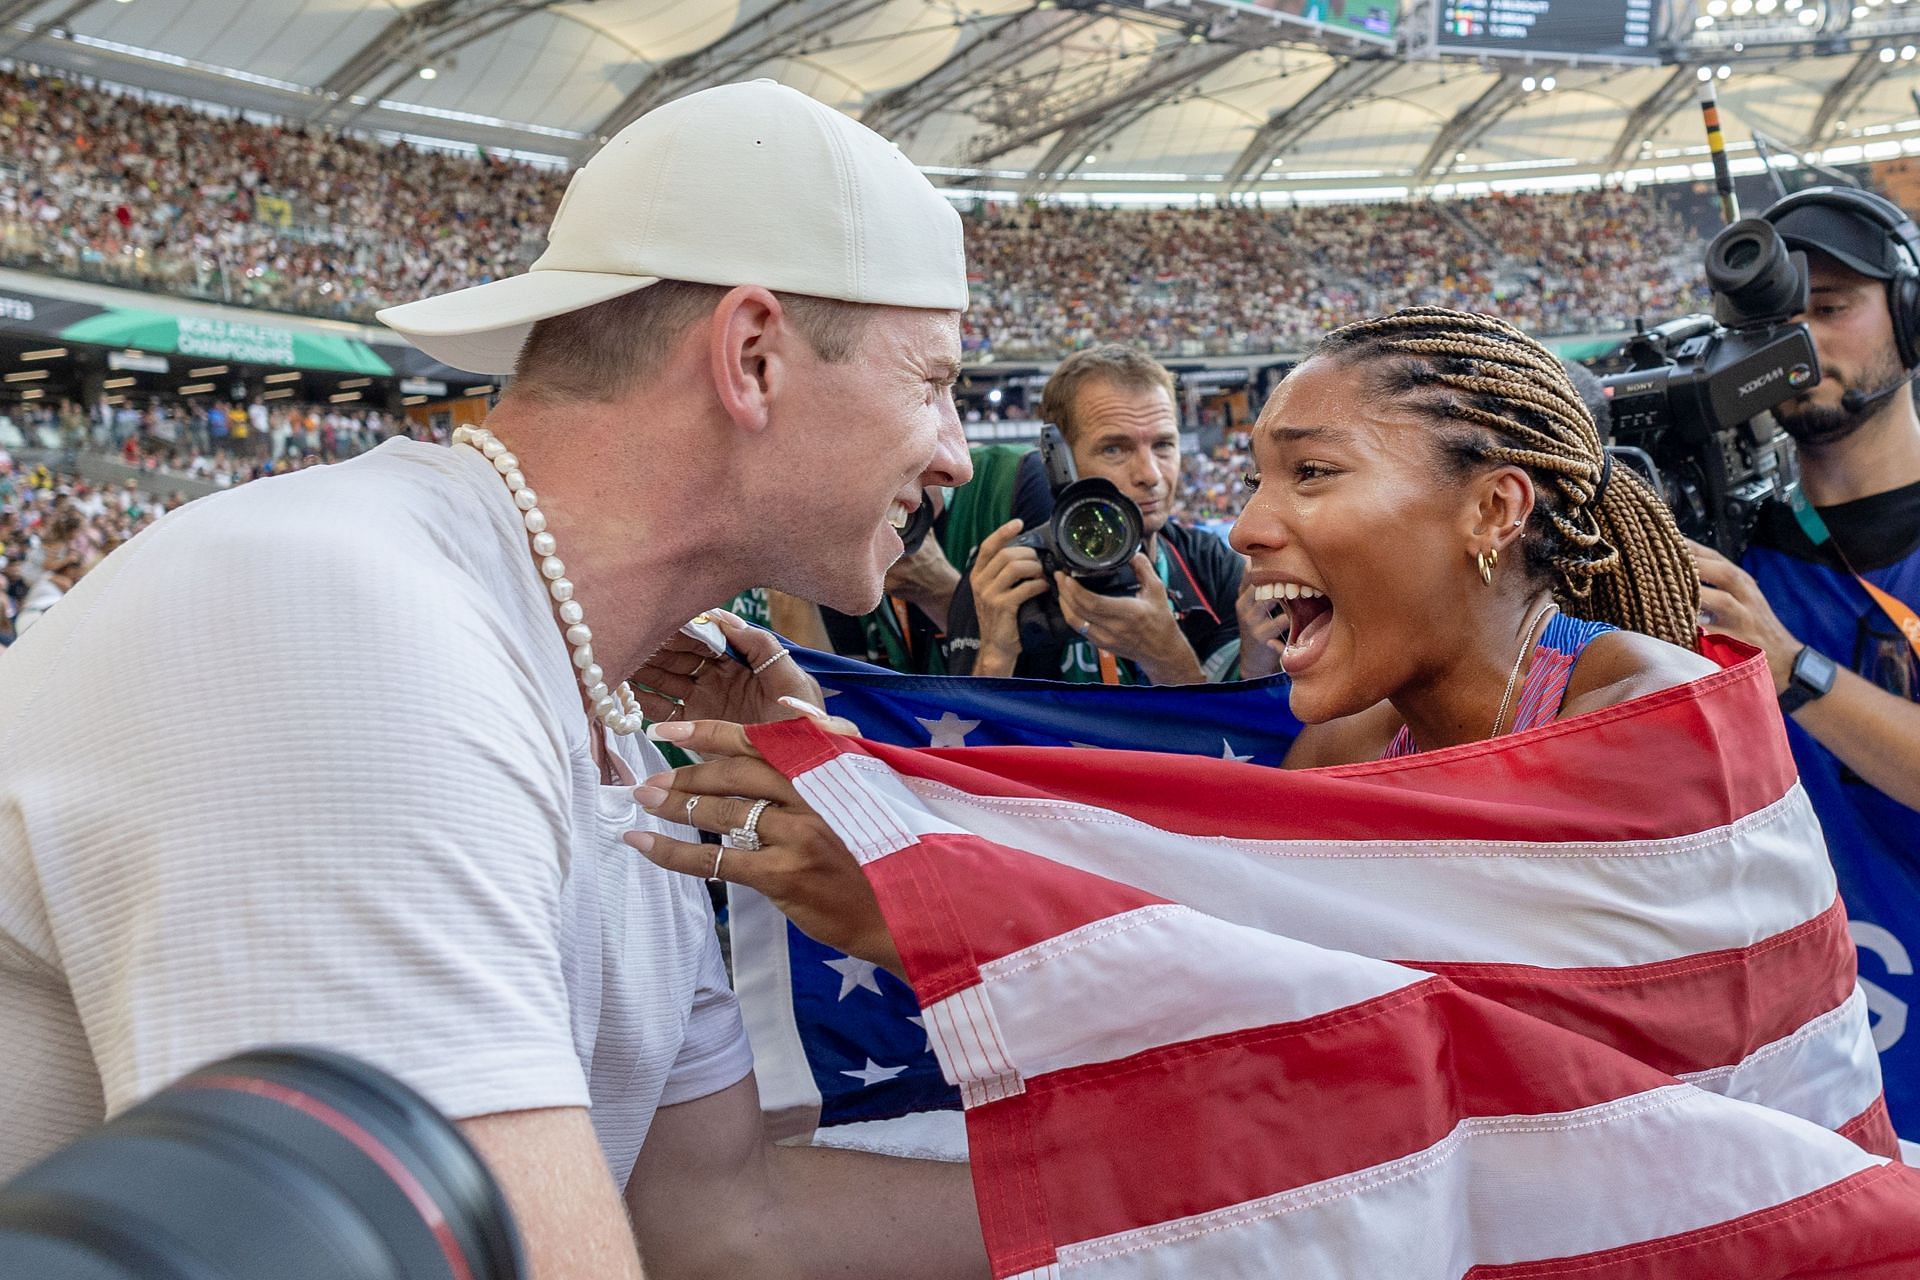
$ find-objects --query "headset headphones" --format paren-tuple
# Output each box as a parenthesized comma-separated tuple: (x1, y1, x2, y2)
(1762, 185, 1920, 371)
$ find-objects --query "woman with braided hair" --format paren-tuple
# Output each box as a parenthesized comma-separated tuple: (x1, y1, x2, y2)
(1244, 306, 1719, 763)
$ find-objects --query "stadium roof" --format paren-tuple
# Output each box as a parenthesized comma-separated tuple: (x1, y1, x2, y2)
(7, 0, 1920, 199)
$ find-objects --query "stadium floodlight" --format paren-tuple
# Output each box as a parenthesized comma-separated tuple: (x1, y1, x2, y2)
(1884, 46, 1899, 59)
(1906, 44, 1918, 57)
(1708, 0, 1728, 13)
(1757, 0, 1778, 11)
(1698, 65, 1715, 80)
(1541, 76, 1556, 91)
(1732, 0, 1752, 14)
(1697, 13, 1715, 25)
(419, 67, 437, 80)
(1798, 4, 1819, 18)
(1522, 76, 1537, 91)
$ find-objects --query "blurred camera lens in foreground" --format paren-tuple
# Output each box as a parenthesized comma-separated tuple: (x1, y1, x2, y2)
(0, 1047, 524, 1280)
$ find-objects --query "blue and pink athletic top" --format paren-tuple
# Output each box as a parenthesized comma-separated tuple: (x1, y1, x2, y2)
(1384, 612, 1617, 759)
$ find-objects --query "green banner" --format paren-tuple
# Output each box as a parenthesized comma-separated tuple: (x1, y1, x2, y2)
(58, 308, 392, 376)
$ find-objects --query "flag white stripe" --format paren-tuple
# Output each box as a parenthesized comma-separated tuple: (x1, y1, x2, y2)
(921, 984, 1021, 1092)
(1678, 985, 1881, 1131)
(958, 899, 1866, 1136)
(795, 755, 967, 865)
(975, 903, 1420, 1083)
(1049, 1086, 1886, 1279)
(816, 756, 1832, 967)
(728, 884, 822, 1140)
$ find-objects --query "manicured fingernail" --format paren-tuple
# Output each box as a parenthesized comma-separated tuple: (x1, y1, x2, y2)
(623, 831, 654, 853)
(778, 695, 831, 722)
(632, 784, 669, 808)
(646, 721, 693, 741)
(709, 607, 744, 627)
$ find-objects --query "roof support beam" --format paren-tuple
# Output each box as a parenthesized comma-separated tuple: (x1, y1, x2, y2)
(2, 0, 105, 58)
(1217, 58, 1398, 192)
(588, 0, 892, 145)
(1412, 70, 1530, 186)
(0, 0, 52, 30)
(861, 8, 1098, 141)
(309, 0, 561, 125)
(1603, 66, 1696, 172)
(1021, 45, 1248, 197)
(1806, 46, 1894, 148)
(966, 35, 1244, 169)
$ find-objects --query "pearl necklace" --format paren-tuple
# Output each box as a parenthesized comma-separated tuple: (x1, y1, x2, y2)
(453, 424, 642, 736)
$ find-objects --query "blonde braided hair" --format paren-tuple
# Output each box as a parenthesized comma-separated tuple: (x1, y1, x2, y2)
(1314, 307, 1700, 649)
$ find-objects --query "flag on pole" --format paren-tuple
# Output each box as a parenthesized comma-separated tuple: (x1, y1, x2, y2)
(741, 641, 1919, 1275)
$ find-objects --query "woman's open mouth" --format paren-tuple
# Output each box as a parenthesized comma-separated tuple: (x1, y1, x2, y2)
(1254, 581, 1333, 676)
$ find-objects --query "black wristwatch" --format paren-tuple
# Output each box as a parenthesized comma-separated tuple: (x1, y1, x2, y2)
(1778, 646, 1838, 715)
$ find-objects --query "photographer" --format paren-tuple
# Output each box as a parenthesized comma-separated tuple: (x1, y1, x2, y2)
(945, 346, 1274, 683)
(1687, 188, 1920, 1127)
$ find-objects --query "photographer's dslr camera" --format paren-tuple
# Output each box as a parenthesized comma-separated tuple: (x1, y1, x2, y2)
(1597, 217, 1817, 558)
(1012, 425, 1145, 650)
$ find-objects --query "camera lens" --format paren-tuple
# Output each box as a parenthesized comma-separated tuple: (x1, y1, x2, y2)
(1057, 494, 1141, 571)
(0, 1048, 524, 1280)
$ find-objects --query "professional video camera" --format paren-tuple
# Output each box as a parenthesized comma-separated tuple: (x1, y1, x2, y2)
(1011, 424, 1145, 650)
(1596, 216, 1817, 558)
(0, 1047, 525, 1280)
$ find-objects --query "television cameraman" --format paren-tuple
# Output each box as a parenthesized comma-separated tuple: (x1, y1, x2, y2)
(1687, 187, 1920, 1133)
(944, 345, 1282, 683)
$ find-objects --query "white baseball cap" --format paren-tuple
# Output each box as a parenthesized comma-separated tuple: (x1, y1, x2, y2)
(377, 79, 968, 374)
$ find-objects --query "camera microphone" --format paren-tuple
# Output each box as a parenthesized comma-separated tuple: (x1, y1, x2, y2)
(1841, 370, 1917, 416)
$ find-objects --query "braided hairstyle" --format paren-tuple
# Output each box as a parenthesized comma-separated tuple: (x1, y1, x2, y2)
(1312, 306, 1700, 649)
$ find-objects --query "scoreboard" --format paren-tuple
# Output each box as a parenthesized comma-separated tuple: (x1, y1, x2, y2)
(1437, 0, 1657, 61)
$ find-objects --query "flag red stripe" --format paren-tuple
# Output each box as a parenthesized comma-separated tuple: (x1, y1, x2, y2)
(1464, 1162, 1920, 1278)
(1408, 896, 1856, 1078)
(752, 645, 1795, 847)
(869, 831, 1851, 1084)
(967, 977, 1665, 1256)
(868, 833, 1172, 1003)
(1838, 1094, 1902, 1160)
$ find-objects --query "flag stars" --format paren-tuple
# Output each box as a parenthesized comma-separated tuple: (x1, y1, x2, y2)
(825, 954, 884, 1000)
(916, 711, 982, 747)
(841, 1058, 909, 1088)
(907, 1014, 932, 1053)
(1221, 739, 1253, 763)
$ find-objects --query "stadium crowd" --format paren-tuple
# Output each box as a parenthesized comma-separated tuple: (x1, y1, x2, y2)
(0, 68, 560, 319)
(0, 457, 170, 642)
(7, 394, 419, 473)
(1, 67, 1708, 359)
(0, 386, 433, 643)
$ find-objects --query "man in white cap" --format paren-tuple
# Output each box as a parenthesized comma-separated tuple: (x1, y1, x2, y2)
(0, 81, 983, 1277)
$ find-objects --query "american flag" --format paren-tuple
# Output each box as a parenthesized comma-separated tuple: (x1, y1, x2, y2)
(734, 650, 1301, 1149)
(742, 640, 1919, 1276)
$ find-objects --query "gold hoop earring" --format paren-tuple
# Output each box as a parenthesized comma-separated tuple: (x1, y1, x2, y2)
(1476, 547, 1497, 586)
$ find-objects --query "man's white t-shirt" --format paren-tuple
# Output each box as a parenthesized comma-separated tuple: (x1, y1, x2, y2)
(0, 438, 753, 1184)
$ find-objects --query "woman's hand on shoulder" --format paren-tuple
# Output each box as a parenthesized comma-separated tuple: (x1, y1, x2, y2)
(1558, 628, 1718, 721)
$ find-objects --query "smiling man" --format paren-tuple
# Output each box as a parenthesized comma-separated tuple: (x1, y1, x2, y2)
(946, 344, 1264, 683)
(0, 81, 985, 1280)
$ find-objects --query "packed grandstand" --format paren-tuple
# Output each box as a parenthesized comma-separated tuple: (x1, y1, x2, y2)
(1, 66, 1715, 362)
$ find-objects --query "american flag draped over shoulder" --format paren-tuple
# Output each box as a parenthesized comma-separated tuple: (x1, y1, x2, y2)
(741, 640, 1920, 1277)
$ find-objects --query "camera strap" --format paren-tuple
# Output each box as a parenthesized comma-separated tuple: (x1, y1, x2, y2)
(1789, 488, 1920, 663)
